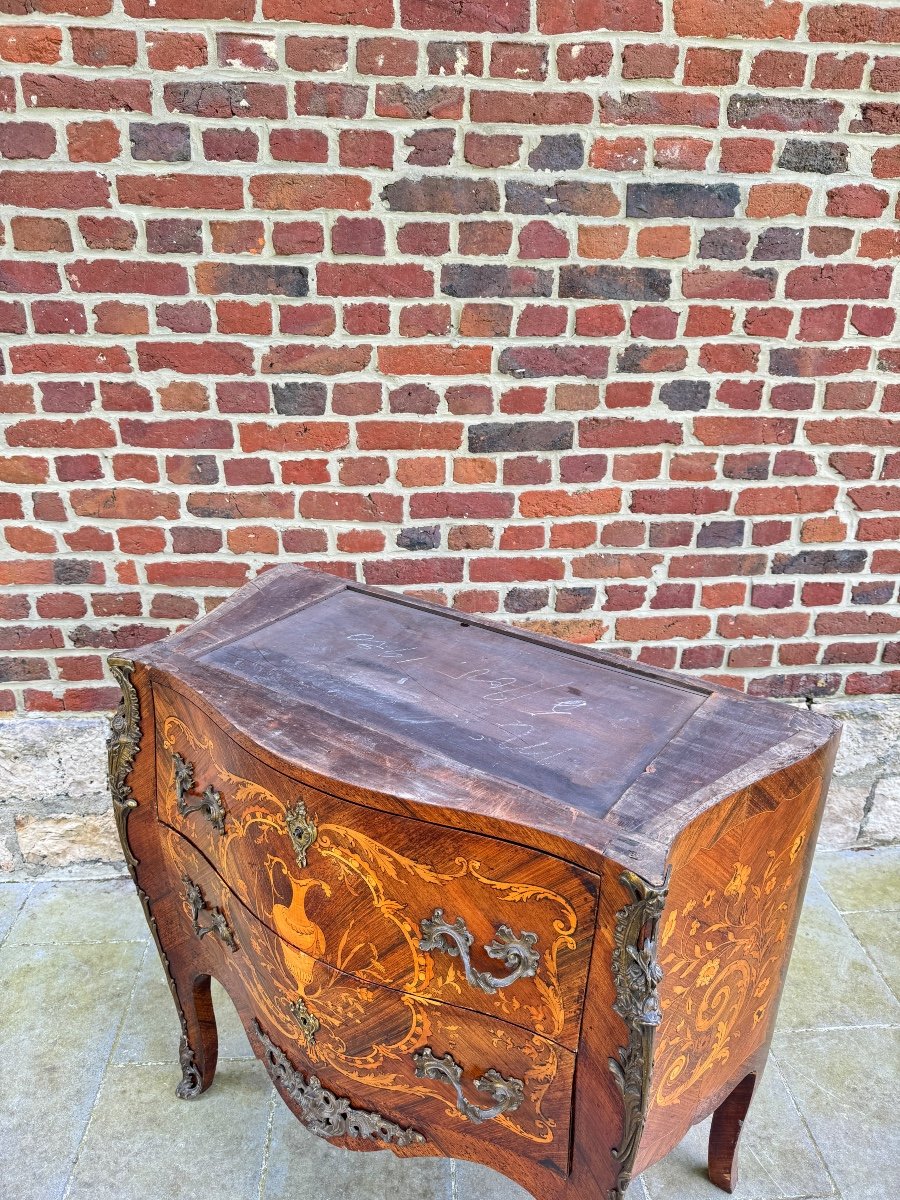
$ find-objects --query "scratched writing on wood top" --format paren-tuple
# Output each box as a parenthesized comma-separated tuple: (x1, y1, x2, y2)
(344, 631, 587, 771)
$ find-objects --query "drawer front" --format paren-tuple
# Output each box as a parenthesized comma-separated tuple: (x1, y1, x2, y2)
(160, 823, 575, 1177)
(154, 684, 597, 1052)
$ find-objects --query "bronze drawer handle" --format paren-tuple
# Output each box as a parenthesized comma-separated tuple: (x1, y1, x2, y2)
(173, 753, 226, 835)
(285, 799, 317, 868)
(412, 1047, 524, 1124)
(419, 908, 539, 994)
(182, 876, 237, 952)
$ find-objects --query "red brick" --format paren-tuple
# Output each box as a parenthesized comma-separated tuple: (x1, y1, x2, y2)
(125, 0, 252, 15)
(23, 71, 150, 113)
(539, 0, 661, 32)
(137, 341, 252, 376)
(251, 173, 370, 212)
(471, 90, 593, 124)
(71, 27, 137, 67)
(808, 5, 900, 43)
(66, 259, 187, 296)
(401, 0, 528, 34)
(0, 169, 108, 209)
(266, 0, 391, 23)
(0, 25, 61, 64)
(71, 488, 178, 520)
(117, 175, 243, 210)
(675, 0, 800, 38)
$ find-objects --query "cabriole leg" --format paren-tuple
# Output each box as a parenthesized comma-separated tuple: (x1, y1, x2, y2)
(174, 973, 218, 1100)
(708, 1071, 757, 1193)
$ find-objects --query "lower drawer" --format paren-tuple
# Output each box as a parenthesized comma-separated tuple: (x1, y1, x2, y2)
(158, 823, 576, 1177)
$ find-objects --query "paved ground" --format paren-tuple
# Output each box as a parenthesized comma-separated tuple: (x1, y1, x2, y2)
(1, 847, 897, 1200)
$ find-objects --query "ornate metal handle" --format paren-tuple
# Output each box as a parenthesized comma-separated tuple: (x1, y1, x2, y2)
(419, 909, 539, 994)
(173, 753, 226, 835)
(182, 876, 237, 951)
(285, 799, 317, 868)
(412, 1047, 524, 1124)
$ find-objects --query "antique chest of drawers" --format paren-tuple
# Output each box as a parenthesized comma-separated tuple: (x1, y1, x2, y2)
(109, 564, 840, 1199)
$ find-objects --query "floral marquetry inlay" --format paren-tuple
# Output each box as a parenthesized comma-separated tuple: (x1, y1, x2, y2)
(652, 779, 822, 1110)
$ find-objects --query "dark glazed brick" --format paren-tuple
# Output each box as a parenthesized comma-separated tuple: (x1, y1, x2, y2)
(0, 659, 50, 683)
(626, 182, 740, 218)
(754, 227, 803, 261)
(556, 586, 596, 613)
(272, 382, 327, 416)
(778, 139, 849, 174)
(469, 421, 574, 453)
(528, 134, 584, 172)
(697, 520, 745, 548)
(146, 219, 202, 254)
(851, 580, 895, 605)
(504, 586, 549, 613)
(773, 549, 867, 574)
(382, 176, 499, 213)
(505, 180, 618, 216)
(129, 122, 190, 162)
(499, 345, 609, 379)
(53, 559, 95, 585)
(699, 227, 749, 261)
(560, 265, 670, 301)
(197, 263, 309, 297)
(660, 381, 710, 412)
(442, 264, 552, 298)
(397, 526, 441, 551)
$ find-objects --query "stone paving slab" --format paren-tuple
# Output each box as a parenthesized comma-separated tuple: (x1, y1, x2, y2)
(0, 849, 898, 1200)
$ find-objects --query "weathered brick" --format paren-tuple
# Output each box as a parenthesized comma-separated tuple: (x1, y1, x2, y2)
(560, 265, 670, 301)
(778, 140, 848, 175)
(381, 175, 499, 215)
(728, 93, 842, 133)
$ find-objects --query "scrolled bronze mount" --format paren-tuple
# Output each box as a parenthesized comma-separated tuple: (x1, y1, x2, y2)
(182, 876, 237, 952)
(255, 1022, 425, 1147)
(173, 752, 226, 835)
(412, 1047, 524, 1124)
(419, 908, 540, 995)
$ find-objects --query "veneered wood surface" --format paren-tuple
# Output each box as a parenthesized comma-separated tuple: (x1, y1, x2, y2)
(154, 681, 599, 1052)
(159, 821, 578, 1182)
(139, 564, 838, 883)
(634, 740, 836, 1176)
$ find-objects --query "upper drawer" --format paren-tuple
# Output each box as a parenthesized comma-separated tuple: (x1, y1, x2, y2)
(153, 683, 598, 1051)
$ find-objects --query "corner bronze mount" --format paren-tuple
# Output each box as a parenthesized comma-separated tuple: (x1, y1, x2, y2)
(106, 657, 206, 1102)
(107, 656, 140, 872)
(173, 752, 226, 834)
(608, 868, 671, 1200)
(254, 1021, 425, 1147)
(419, 909, 540, 995)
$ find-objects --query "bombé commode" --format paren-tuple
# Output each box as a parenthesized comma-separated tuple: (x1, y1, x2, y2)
(108, 564, 839, 1199)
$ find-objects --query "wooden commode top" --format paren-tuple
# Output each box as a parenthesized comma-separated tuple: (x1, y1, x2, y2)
(109, 563, 840, 1200)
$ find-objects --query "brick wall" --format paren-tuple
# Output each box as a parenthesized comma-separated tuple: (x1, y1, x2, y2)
(0, 0, 898, 716)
